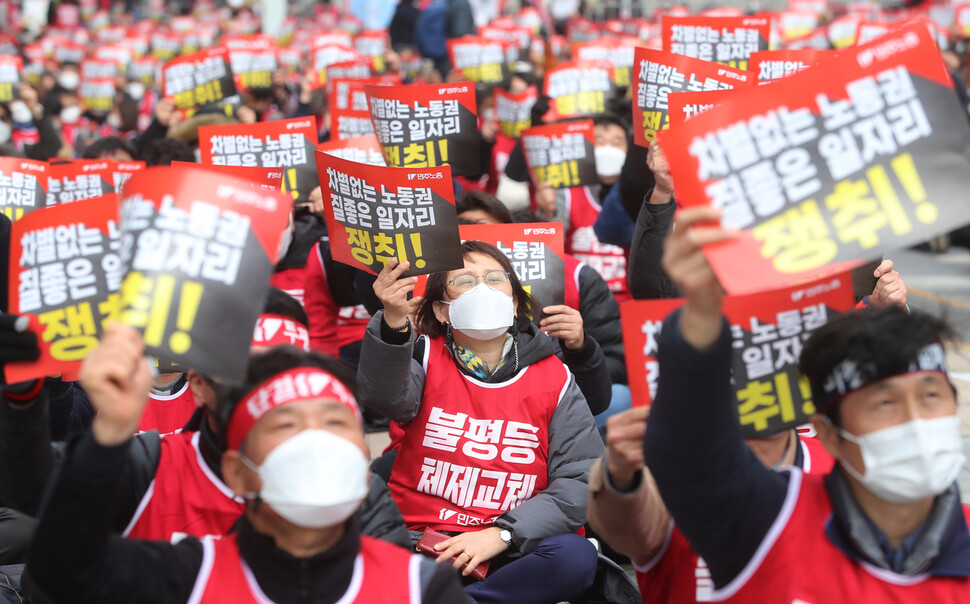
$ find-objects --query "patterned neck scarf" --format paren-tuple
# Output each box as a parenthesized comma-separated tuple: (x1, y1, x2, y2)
(451, 333, 515, 379)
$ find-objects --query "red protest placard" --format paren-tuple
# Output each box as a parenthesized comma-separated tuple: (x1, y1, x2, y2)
(47, 161, 115, 205)
(458, 222, 567, 310)
(748, 49, 835, 83)
(543, 60, 617, 121)
(958, 4, 970, 37)
(827, 14, 862, 48)
(312, 44, 364, 88)
(778, 10, 823, 43)
(855, 21, 890, 46)
(228, 41, 279, 91)
(80, 58, 120, 81)
(659, 20, 970, 295)
(662, 16, 771, 70)
(354, 30, 389, 72)
(365, 81, 479, 176)
(620, 274, 854, 437)
(118, 166, 291, 379)
(162, 47, 238, 112)
(171, 161, 284, 190)
(494, 85, 538, 138)
(6, 195, 122, 383)
(318, 135, 387, 166)
(0, 157, 46, 222)
(0, 55, 22, 103)
(786, 27, 834, 51)
(326, 58, 374, 85)
(573, 37, 639, 88)
(447, 36, 509, 83)
(111, 160, 147, 192)
(330, 78, 376, 140)
(521, 120, 598, 189)
(198, 116, 320, 205)
(314, 150, 463, 277)
(633, 47, 754, 147)
(667, 89, 740, 128)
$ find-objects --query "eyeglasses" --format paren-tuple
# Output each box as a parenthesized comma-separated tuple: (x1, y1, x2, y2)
(447, 270, 511, 294)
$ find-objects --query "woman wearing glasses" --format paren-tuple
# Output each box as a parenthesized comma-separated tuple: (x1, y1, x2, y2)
(357, 240, 603, 604)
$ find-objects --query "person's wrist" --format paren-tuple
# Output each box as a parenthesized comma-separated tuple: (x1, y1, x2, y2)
(606, 462, 637, 492)
(383, 311, 408, 330)
(91, 416, 136, 447)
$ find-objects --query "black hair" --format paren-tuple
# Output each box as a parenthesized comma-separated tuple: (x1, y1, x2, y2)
(414, 240, 539, 338)
(143, 138, 196, 166)
(799, 305, 955, 426)
(82, 136, 138, 160)
(593, 112, 629, 135)
(246, 87, 275, 103)
(263, 287, 308, 327)
(215, 346, 357, 446)
(456, 190, 513, 224)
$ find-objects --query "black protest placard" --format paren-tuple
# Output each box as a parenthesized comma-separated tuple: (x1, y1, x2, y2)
(365, 81, 479, 176)
(47, 161, 115, 205)
(162, 47, 238, 112)
(315, 150, 463, 277)
(521, 120, 598, 188)
(118, 167, 291, 379)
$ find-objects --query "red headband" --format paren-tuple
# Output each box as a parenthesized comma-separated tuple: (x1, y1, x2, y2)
(226, 367, 361, 451)
(252, 314, 310, 351)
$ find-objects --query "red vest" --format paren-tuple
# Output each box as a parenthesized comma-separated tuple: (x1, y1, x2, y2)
(138, 381, 198, 436)
(123, 431, 244, 541)
(389, 335, 568, 532)
(303, 245, 340, 356)
(269, 266, 309, 307)
(189, 534, 420, 604)
(564, 187, 630, 302)
(637, 436, 835, 602)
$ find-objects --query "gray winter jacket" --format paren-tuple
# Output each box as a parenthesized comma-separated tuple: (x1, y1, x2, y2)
(357, 312, 604, 554)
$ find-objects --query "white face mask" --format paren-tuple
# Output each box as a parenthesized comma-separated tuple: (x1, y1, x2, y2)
(58, 71, 80, 91)
(243, 429, 369, 529)
(0, 120, 10, 144)
(276, 214, 294, 263)
(126, 82, 146, 102)
(9, 101, 32, 125)
(836, 415, 965, 504)
(107, 113, 122, 129)
(594, 144, 626, 178)
(445, 283, 514, 341)
(60, 105, 81, 124)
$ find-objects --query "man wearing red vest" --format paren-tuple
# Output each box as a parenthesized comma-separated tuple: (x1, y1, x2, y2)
(0, 288, 409, 548)
(640, 205, 970, 602)
(23, 326, 466, 603)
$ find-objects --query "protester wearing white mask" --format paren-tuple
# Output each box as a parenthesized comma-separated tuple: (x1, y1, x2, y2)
(639, 205, 970, 601)
(24, 325, 465, 603)
(358, 241, 603, 604)
(534, 115, 632, 300)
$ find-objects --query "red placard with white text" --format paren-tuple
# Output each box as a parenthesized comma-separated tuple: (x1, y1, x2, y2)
(312, 44, 364, 87)
(198, 116, 319, 205)
(749, 49, 836, 83)
(633, 47, 754, 147)
(662, 16, 771, 70)
(573, 37, 639, 88)
(228, 41, 279, 91)
(0, 157, 46, 221)
(171, 161, 284, 191)
(667, 89, 740, 128)
(447, 36, 509, 83)
(314, 150, 463, 277)
(6, 195, 121, 383)
(365, 81, 479, 176)
(521, 120, 598, 189)
(317, 135, 387, 166)
(110, 161, 146, 192)
(329, 78, 377, 140)
(658, 20, 970, 295)
(47, 161, 115, 205)
(620, 274, 854, 437)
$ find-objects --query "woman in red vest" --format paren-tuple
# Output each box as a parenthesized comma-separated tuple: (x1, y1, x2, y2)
(357, 240, 604, 604)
